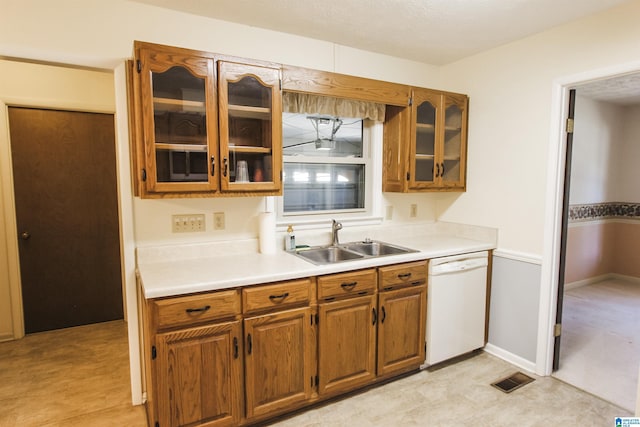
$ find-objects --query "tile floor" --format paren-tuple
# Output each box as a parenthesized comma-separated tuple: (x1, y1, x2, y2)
(553, 277, 640, 412)
(0, 320, 146, 427)
(0, 317, 633, 426)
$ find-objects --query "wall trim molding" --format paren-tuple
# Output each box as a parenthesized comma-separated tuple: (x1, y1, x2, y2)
(493, 249, 543, 265)
(484, 343, 537, 374)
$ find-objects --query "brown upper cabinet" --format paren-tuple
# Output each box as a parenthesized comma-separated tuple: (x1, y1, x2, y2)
(130, 41, 469, 198)
(131, 41, 282, 198)
(384, 88, 468, 192)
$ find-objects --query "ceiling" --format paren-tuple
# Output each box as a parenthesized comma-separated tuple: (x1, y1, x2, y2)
(133, 0, 640, 106)
(133, 0, 630, 65)
(575, 73, 640, 106)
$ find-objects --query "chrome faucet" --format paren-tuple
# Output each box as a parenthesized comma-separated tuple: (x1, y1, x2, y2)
(331, 219, 343, 246)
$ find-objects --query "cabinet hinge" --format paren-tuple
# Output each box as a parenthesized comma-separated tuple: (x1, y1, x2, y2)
(554, 323, 562, 337)
(566, 118, 574, 134)
(315, 375, 319, 387)
(408, 96, 413, 107)
(136, 59, 142, 74)
(279, 78, 282, 91)
(406, 172, 410, 181)
(424, 341, 427, 353)
(151, 345, 157, 360)
(142, 168, 147, 182)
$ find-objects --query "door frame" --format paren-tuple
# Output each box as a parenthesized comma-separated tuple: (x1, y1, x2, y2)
(537, 59, 640, 377)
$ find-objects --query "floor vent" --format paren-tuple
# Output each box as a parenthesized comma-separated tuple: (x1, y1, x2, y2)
(491, 372, 535, 393)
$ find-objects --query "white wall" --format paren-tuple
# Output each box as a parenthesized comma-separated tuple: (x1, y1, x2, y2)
(437, 0, 640, 255)
(570, 96, 626, 205)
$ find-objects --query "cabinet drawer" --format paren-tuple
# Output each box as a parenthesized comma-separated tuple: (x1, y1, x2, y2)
(153, 289, 241, 329)
(378, 261, 428, 291)
(242, 279, 312, 314)
(317, 269, 377, 301)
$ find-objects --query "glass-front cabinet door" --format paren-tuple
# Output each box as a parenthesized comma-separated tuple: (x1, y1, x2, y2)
(440, 93, 467, 189)
(409, 90, 441, 189)
(218, 61, 282, 193)
(138, 48, 218, 193)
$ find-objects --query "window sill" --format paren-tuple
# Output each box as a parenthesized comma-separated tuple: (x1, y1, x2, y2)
(275, 215, 384, 232)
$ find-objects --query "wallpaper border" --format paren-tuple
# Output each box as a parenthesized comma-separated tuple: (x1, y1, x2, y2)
(569, 202, 640, 222)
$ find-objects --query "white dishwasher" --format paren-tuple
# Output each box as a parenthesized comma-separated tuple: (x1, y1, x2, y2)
(424, 251, 489, 366)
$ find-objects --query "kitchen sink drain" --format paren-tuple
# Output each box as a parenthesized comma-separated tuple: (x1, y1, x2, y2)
(491, 372, 535, 393)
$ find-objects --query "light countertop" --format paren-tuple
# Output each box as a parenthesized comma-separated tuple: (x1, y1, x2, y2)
(137, 223, 496, 299)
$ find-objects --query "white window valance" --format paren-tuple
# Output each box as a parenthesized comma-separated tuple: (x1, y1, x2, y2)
(283, 92, 385, 122)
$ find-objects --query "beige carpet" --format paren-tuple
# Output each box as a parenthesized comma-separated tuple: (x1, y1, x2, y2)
(554, 277, 640, 412)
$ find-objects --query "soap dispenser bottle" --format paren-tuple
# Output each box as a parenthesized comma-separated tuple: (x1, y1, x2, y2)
(285, 225, 296, 251)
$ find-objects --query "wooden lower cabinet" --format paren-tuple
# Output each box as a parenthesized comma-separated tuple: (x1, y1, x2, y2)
(377, 285, 427, 377)
(317, 294, 377, 396)
(155, 320, 243, 427)
(144, 261, 433, 427)
(243, 306, 314, 420)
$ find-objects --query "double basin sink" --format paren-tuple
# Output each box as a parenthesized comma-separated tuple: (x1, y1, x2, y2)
(292, 240, 417, 265)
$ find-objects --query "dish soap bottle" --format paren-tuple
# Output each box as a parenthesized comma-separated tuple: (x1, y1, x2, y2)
(285, 225, 296, 251)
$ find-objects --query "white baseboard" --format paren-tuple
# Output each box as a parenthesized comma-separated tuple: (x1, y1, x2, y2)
(484, 343, 537, 374)
(565, 273, 640, 290)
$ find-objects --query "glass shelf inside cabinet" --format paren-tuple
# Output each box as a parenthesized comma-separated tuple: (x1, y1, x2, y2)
(152, 66, 209, 183)
(227, 75, 274, 183)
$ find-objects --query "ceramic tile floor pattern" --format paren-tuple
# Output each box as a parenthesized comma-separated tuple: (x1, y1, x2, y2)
(0, 320, 632, 427)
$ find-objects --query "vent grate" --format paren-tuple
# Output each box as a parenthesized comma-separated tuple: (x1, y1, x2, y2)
(491, 372, 535, 393)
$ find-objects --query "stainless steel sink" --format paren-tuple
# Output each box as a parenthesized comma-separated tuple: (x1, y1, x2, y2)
(294, 246, 365, 265)
(292, 240, 417, 265)
(341, 241, 415, 257)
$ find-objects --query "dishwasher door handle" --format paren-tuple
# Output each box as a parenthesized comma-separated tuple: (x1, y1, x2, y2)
(430, 258, 488, 275)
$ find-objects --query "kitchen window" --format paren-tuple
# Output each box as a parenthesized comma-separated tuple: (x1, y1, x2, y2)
(277, 106, 383, 226)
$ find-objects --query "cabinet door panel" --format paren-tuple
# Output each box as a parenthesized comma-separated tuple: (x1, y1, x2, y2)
(218, 61, 282, 193)
(156, 320, 242, 427)
(441, 93, 468, 189)
(377, 285, 427, 376)
(410, 90, 441, 189)
(244, 307, 312, 419)
(138, 47, 218, 193)
(318, 295, 377, 396)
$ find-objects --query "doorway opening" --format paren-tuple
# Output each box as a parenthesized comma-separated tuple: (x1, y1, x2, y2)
(550, 72, 640, 412)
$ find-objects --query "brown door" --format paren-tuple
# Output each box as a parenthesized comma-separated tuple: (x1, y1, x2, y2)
(8, 107, 123, 334)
